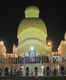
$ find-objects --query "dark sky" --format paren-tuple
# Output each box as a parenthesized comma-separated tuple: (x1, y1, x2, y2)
(0, 0, 66, 52)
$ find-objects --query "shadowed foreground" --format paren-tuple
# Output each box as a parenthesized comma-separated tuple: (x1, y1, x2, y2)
(0, 76, 66, 80)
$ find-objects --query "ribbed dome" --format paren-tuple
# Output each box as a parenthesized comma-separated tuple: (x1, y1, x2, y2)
(17, 6, 47, 55)
(17, 18, 47, 37)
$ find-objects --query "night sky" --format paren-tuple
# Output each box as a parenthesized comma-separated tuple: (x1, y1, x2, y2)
(0, 0, 66, 52)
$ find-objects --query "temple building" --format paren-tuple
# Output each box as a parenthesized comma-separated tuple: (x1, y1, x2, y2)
(58, 32, 66, 65)
(0, 6, 66, 76)
(16, 6, 48, 76)
(17, 6, 47, 56)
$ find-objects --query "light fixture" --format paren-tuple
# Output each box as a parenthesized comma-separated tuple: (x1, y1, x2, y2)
(29, 45, 34, 51)
(41, 65, 44, 71)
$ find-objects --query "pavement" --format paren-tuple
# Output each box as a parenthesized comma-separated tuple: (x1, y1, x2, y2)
(0, 76, 66, 80)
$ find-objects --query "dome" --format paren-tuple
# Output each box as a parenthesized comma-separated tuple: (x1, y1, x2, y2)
(17, 18, 47, 40)
(17, 6, 47, 55)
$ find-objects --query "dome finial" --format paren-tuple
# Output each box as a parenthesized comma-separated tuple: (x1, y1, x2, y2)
(24, 6, 40, 18)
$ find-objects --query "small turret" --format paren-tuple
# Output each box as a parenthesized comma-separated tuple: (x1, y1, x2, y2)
(64, 32, 66, 41)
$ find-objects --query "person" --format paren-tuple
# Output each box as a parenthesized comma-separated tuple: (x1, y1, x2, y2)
(46, 66, 50, 75)
(35, 67, 38, 76)
(53, 68, 57, 76)
(10, 68, 13, 77)
(4, 67, 9, 76)
(60, 65, 64, 75)
(0, 68, 2, 76)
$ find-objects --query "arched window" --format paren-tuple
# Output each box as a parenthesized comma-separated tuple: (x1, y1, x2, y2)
(35, 67, 38, 76)
(26, 67, 29, 76)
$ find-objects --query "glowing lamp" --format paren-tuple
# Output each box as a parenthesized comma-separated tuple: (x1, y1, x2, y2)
(47, 41, 52, 47)
(41, 65, 44, 72)
(29, 45, 35, 51)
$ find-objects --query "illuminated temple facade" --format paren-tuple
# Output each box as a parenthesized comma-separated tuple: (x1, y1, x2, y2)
(0, 6, 66, 76)
(17, 6, 48, 76)
(17, 6, 47, 56)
